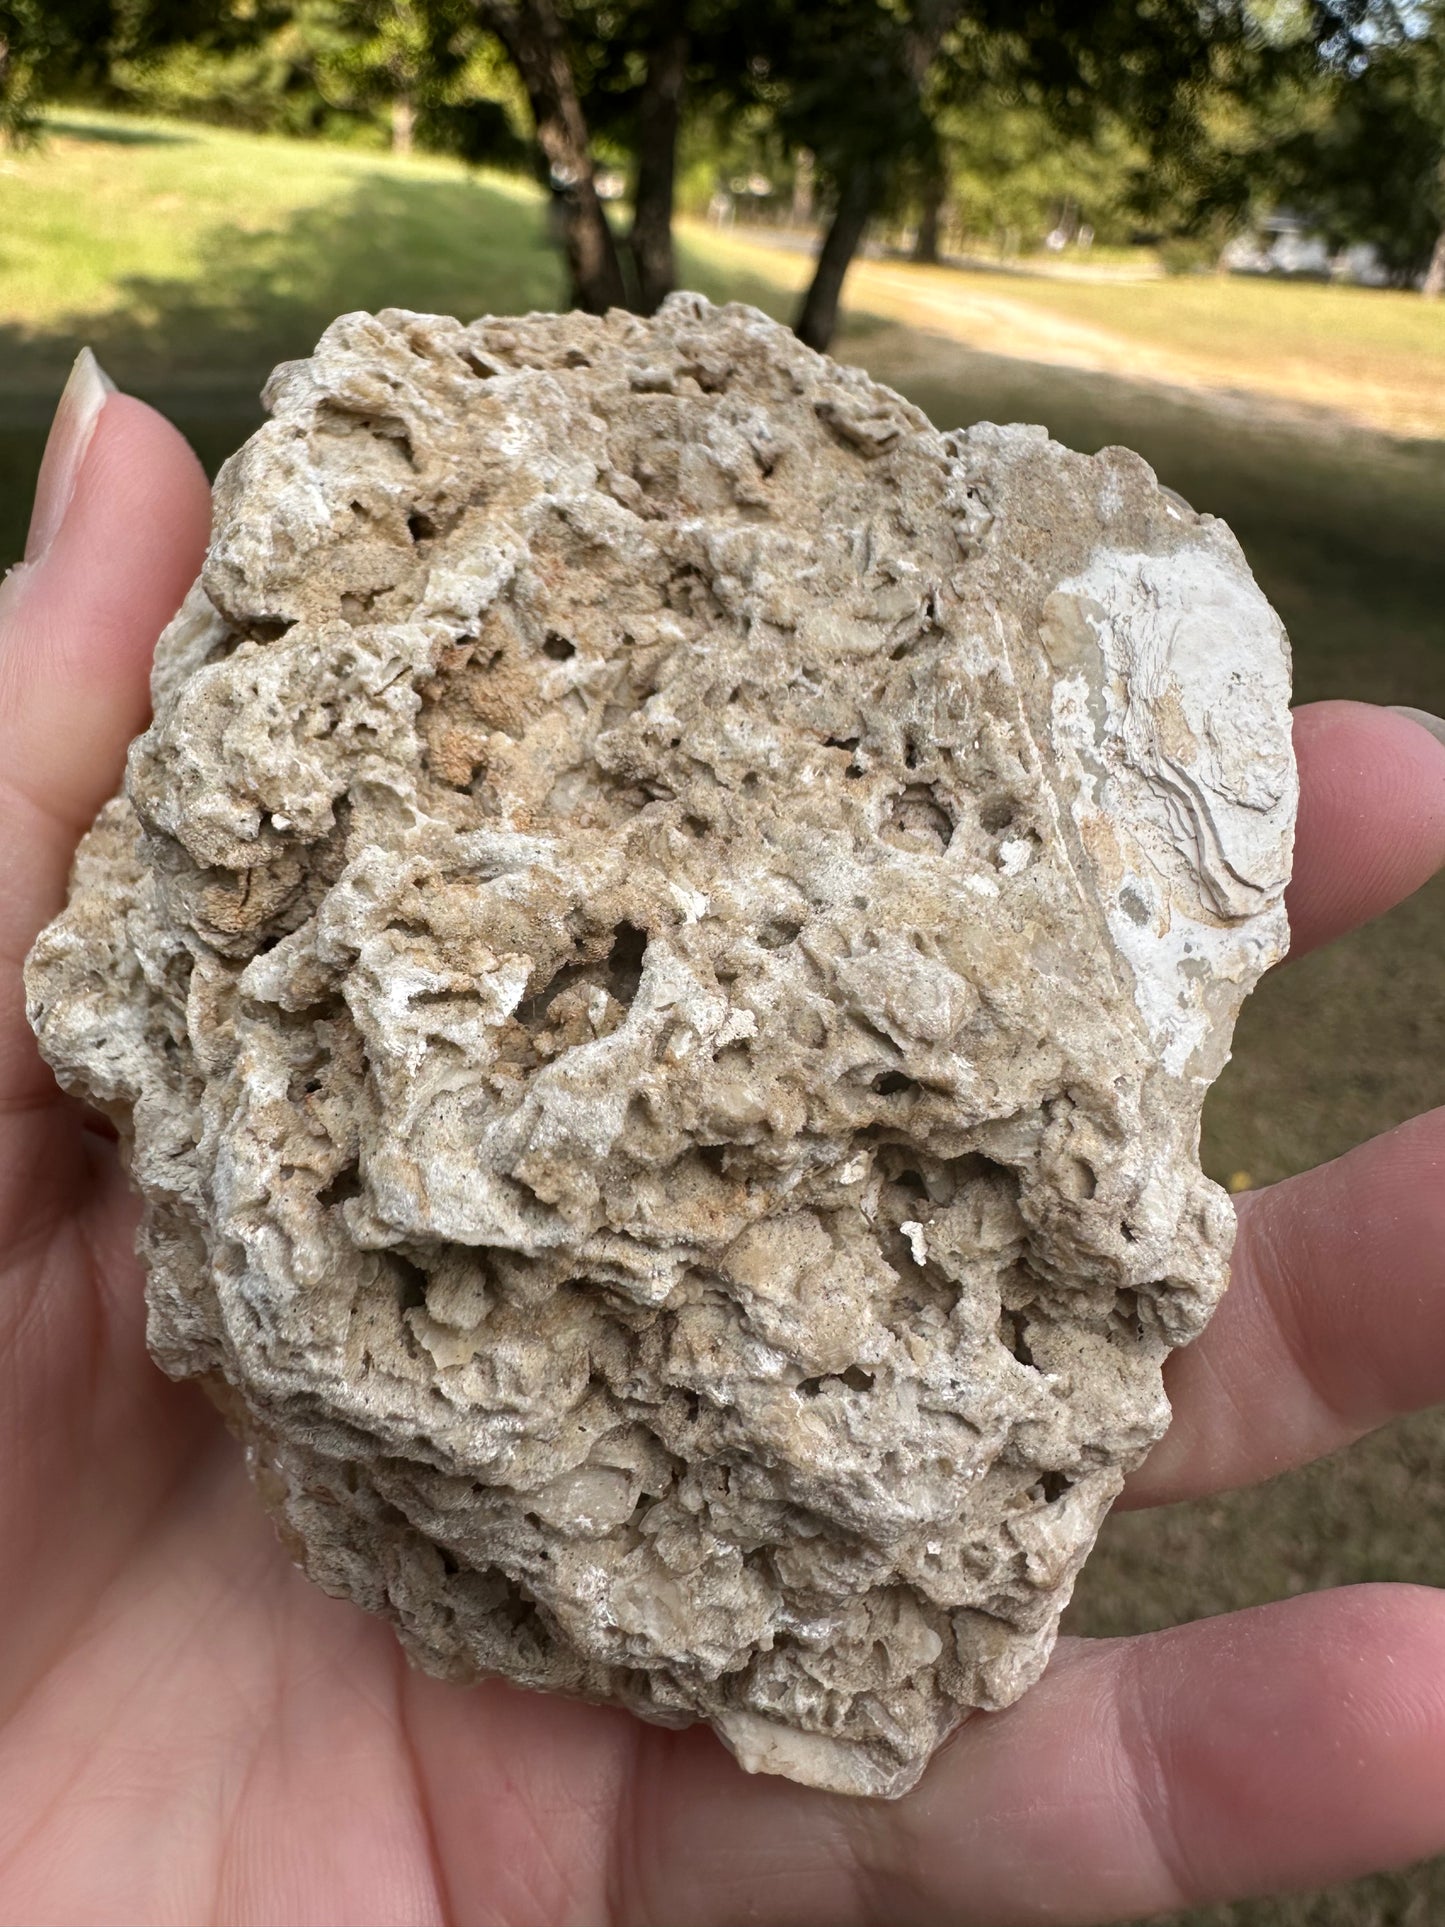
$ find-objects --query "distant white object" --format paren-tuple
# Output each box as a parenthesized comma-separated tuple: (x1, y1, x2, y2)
(1274, 232, 1332, 276)
(1331, 243, 1391, 287)
(594, 168, 627, 202)
(1222, 213, 1388, 285)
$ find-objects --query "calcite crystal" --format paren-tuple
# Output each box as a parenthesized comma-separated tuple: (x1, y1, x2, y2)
(26, 295, 1296, 1798)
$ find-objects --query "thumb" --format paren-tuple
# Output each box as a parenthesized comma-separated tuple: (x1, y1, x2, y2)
(0, 351, 212, 1117)
(0, 350, 213, 847)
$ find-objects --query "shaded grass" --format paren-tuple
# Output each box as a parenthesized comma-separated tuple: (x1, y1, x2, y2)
(1, 109, 1443, 1927)
(0, 110, 563, 396)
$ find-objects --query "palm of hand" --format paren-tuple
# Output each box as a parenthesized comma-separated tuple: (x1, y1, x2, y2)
(1, 390, 1443, 1927)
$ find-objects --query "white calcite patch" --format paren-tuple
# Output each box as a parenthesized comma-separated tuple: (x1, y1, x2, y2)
(1044, 545, 1295, 1076)
(25, 296, 1295, 1799)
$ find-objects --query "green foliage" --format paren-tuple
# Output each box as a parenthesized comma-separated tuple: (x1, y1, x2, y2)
(1277, 4, 1445, 282)
(6, 0, 529, 163)
(706, 0, 958, 219)
(108, 6, 363, 141)
(951, 5, 1325, 257)
(308, 0, 529, 162)
(0, 3, 47, 142)
(938, 96, 1145, 249)
(13, 0, 1445, 317)
(1, 0, 282, 141)
(694, 0, 1309, 306)
(674, 96, 785, 217)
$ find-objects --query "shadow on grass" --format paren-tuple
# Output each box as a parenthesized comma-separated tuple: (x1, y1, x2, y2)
(0, 166, 565, 406)
(44, 114, 199, 146)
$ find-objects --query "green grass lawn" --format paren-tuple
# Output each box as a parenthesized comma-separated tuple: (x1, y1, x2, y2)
(967, 261, 1445, 379)
(0, 110, 566, 398)
(879, 257, 1445, 431)
(2, 108, 1443, 1927)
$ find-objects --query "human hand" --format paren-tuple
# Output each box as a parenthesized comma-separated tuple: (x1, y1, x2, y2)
(1, 360, 1443, 1927)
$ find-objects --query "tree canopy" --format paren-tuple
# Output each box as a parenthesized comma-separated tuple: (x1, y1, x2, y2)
(5, 0, 1445, 337)
(1275, 1, 1445, 290)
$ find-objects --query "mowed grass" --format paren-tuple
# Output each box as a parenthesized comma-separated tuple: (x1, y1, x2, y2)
(878, 253, 1445, 439)
(958, 261, 1445, 388)
(0, 109, 567, 404)
(2, 110, 1444, 1927)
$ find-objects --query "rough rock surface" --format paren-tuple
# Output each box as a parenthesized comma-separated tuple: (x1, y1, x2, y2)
(25, 294, 1296, 1798)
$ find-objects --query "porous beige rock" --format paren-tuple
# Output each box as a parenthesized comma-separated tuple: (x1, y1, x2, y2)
(25, 294, 1296, 1798)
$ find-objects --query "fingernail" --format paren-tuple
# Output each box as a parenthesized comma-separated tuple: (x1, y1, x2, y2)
(1389, 706, 1445, 751)
(25, 347, 117, 564)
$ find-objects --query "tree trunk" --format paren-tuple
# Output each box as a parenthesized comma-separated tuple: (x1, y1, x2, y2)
(795, 163, 876, 352)
(392, 93, 415, 155)
(790, 148, 815, 227)
(1424, 225, 1445, 299)
(474, 0, 628, 314)
(629, 24, 687, 315)
(912, 171, 944, 264)
(904, 0, 960, 269)
(793, 0, 960, 349)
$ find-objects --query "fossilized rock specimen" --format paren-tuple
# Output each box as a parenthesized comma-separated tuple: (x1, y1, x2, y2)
(26, 294, 1296, 1798)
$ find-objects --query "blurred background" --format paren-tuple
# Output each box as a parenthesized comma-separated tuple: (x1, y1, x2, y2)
(1, 2, 1441, 1919)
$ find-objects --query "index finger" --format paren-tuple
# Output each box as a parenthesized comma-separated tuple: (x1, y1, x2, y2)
(1283, 699, 1445, 960)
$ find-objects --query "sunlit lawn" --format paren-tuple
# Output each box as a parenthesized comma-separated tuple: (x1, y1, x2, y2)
(977, 259, 1445, 384)
(684, 221, 1445, 440)
(1, 108, 1442, 1927)
(12, 108, 1441, 425)
(873, 252, 1445, 435)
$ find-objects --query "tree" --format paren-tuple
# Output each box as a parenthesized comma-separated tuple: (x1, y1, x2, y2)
(930, 92, 1147, 255)
(0, 5, 41, 141)
(912, 158, 947, 262)
(0, 0, 143, 141)
(316, 0, 525, 162)
(470, 0, 638, 312)
(626, 14, 689, 311)
(17, 0, 1438, 336)
(1275, 3, 1445, 291)
(449, 0, 1407, 339)
(328, 0, 435, 152)
(790, 0, 962, 349)
(107, 5, 359, 141)
(466, 0, 740, 316)
(1, 1, 525, 159)
(722, 0, 1306, 349)
(0, 0, 317, 142)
